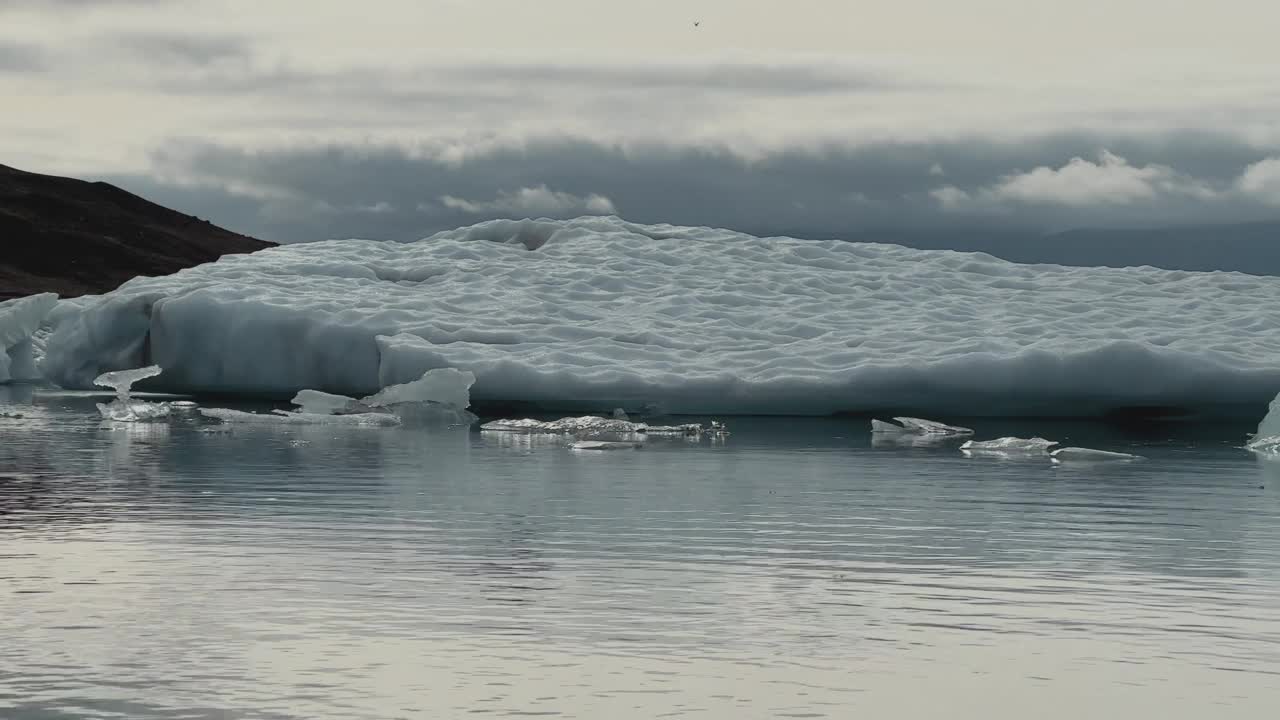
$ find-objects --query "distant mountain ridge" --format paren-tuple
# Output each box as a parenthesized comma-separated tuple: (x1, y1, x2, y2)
(1, 163, 271, 300)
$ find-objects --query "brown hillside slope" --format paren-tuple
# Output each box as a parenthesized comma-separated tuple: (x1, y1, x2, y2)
(1, 163, 271, 300)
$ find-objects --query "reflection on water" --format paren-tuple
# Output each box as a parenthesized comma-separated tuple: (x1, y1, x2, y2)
(1, 390, 1279, 719)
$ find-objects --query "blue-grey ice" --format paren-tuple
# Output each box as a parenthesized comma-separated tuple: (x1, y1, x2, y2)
(29, 217, 1280, 417)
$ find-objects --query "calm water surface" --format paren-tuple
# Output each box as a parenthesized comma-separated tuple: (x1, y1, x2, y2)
(2, 385, 1279, 719)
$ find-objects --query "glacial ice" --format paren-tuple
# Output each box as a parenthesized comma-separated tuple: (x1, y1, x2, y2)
(871, 417, 974, 436)
(1049, 447, 1143, 462)
(95, 365, 163, 403)
(0, 293, 58, 383)
(32, 216, 1280, 417)
(480, 415, 707, 436)
(570, 440, 643, 451)
(960, 437, 1058, 456)
(362, 367, 475, 409)
(1248, 391, 1280, 454)
(93, 365, 171, 421)
(202, 367, 475, 427)
(291, 389, 371, 415)
(199, 407, 403, 426)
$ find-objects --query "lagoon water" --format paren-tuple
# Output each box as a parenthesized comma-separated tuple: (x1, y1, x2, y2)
(2, 385, 1279, 719)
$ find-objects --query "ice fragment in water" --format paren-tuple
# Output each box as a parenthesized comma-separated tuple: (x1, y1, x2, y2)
(199, 408, 402, 426)
(291, 389, 371, 415)
(94, 365, 163, 403)
(872, 417, 973, 436)
(481, 415, 710, 436)
(1049, 447, 1143, 462)
(93, 364, 170, 421)
(362, 367, 475, 409)
(1248, 390, 1280, 453)
(570, 440, 642, 451)
(960, 437, 1057, 455)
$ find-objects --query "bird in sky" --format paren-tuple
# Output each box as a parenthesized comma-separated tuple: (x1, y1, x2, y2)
(694, 21, 701, 27)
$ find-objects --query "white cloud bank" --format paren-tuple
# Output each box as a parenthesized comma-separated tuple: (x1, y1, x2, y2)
(1237, 157, 1280, 206)
(933, 151, 1224, 211)
(440, 185, 616, 217)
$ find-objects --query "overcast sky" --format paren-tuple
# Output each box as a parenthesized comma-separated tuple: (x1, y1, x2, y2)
(3, 0, 1280, 241)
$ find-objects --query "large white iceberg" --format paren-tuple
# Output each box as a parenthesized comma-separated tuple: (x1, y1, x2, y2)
(0, 293, 58, 383)
(31, 216, 1280, 417)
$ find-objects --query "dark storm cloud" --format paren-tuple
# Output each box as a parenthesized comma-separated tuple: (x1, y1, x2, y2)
(105, 130, 1280, 250)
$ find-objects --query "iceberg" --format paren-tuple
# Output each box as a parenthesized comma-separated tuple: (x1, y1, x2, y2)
(33, 216, 1280, 417)
(1, 293, 58, 383)
(871, 417, 974, 436)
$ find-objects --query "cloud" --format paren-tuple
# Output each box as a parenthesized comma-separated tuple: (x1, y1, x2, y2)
(104, 131, 1279, 246)
(1237, 157, 1280, 206)
(440, 185, 617, 217)
(0, 0, 169, 8)
(0, 41, 44, 71)
(108, 33, 252, 65)
(933, 150, 1221, 213)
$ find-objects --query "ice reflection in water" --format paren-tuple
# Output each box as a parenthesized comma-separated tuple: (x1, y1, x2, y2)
(0, 392, 1278, 719)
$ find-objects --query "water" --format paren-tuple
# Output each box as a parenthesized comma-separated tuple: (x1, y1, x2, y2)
(3, 385, 1279, 719)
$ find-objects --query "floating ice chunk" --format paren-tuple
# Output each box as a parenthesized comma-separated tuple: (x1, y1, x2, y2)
(199, 408, 402, 426)
(98, 400, 172, 422)
(961, 437, 1057, 456)
(1248, 391, 1280, 454)
(570, 440, 641, 451)
(171, 400, 199, 408)
(94, 365, 163, 403)
(362, 367, 475, 409)
(291, 389, 371, 415)
(93, 364, 170, 421)
(480, 415, 709, 436)
(0, 293, 58, 383)
(872, 417, 974, 436)
(1049, 447, 1143, 462)
(481, 416, 641, 434)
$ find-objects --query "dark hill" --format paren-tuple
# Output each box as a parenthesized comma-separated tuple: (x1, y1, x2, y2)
(1, 163, 271, 300)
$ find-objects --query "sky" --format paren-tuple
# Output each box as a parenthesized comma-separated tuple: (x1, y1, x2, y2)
(3, 0, 1280, 242)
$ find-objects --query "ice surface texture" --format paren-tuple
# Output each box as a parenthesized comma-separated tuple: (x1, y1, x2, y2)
(34, 216, 1280, 417)
(1, 293, 58, 383)
(871, 417, 974, 436)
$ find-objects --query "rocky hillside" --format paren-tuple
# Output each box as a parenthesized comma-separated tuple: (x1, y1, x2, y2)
(1, 163, 271, 300)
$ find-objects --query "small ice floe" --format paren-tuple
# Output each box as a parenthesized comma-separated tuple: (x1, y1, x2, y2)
(480, 415, 713, 437)
(93, 365, 172, 422)
(171, 400, 199, 408)
(0, 411, 24, 419)
(1049, 447, 1143, 463)
(199, 368, 477, 428)
(569, 440, 642, 451)
(1248, 434, 1280, 455)
(199, 408, 403, 426)
(871, 417, 974, 436)
(960, 437, 1057, 457)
